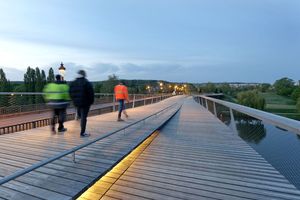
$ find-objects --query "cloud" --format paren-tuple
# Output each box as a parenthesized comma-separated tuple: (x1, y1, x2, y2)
(0, 67, 24, 81)
(90, 63, 120, 74)
(42, 62, 188, 82)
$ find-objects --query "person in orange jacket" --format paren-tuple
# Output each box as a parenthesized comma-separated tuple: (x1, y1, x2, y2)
(114, 82, 129, 121)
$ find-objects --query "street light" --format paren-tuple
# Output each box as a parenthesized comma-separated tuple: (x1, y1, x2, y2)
(58, 62, 66, 80)
(146, 85, 151, 93)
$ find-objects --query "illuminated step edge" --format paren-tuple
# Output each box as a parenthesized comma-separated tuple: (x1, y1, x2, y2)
(77, 131, 159, 200)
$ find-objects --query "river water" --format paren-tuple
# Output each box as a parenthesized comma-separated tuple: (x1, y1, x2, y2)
(232, 115, 300, 189)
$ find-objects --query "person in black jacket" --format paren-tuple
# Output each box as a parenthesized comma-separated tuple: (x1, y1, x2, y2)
(69, 70, 94, 137)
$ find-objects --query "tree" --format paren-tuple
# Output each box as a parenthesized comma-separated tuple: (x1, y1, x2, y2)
(35, 67, 44, 92)
(101, 74, 119, 93)
(47, 67, 55, 83)
(0, 68, 10, 92)
(24, 67, 37, 104)
(259, 83, 271, 92)
(94, 83, 102, 93)
(297, 97, 300, 112)
(291, 87, 300, 101)
(219, 83, 232, 95)
(237, 90, 265, 110)
(24, 67, 36, 92)
(0, 68, 11, 106)
(273, 77, 295, 96)
(34, 67, 47, 103)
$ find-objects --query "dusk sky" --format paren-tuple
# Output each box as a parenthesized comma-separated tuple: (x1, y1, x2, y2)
(0, 0, 299, 83)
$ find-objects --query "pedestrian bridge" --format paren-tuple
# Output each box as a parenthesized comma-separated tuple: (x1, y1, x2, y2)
(0, 95, 300, 199)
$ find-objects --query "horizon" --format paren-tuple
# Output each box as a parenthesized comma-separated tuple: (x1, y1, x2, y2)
(4, 69, 295, 85)
(0, 0, 299, 83)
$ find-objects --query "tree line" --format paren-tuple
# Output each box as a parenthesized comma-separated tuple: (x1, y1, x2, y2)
(0, 67, 55, 93)
(196, 77, 300, 111)
(0, 67, 55, 107)
(0, 68, 196, 108)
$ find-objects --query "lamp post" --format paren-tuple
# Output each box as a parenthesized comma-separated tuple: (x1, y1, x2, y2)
(58, 62, 66, 80)
(159, 82, 163, 93)
(146, 85, 151, 93)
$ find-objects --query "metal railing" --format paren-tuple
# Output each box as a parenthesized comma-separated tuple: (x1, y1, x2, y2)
(194, 95, 300, 135)
(0, 102, 180, 185)
(0, 92, 173, 134)
(0, 92, 171, 116)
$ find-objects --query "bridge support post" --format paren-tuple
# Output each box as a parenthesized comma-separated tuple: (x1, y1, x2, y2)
(229, 108, 238, 134)
(113, 94, 116, 112)
(213, 102, 217, 117)
(132, 94, 136, 108)
(72, 152, 76, 163)
(75, 108, 78, 120)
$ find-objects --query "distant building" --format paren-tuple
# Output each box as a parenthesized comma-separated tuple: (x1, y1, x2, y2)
(228, 83, 260, 88)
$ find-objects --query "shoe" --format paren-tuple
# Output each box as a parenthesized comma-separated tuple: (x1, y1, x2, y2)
(80, 133, 90, 137)
(117, 118, 124, 121)
(58, 128, 67, 132)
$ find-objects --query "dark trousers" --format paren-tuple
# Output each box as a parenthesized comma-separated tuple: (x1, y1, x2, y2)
(118, 99, 125, 119)
(51, 108, 66, 131)
(77, 106, 90, 134)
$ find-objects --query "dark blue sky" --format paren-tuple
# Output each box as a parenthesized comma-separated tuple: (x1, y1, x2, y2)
(0, 0, 299, 83)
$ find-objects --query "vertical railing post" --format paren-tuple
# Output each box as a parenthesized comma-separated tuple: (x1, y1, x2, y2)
(151, 96, 153, 104)
(113, 94, 116, 112)
(132, 94, 136, 108)
(213, 102, 217, 117)
(72, 152, 76, 163)
(75, 108, 78, 120)
(205, 99, 209, 110)
(229, 108, 238, 134)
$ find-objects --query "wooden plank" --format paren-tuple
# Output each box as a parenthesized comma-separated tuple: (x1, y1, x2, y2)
(0, 96, 183, 198)
(0, 186, 42, 200)
(94, 97, 300, 200)
(2, 181, 71, 200)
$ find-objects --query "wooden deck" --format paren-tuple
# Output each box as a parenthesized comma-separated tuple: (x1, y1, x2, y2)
(0, 95, 167, 134)
(82, 97, 300, 200)
(0, 96, 183, 200)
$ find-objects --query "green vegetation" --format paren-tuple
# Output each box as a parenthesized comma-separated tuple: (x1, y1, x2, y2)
(94, 74, 196, 94)
(297, 99, 300, 113)
(291, 87, 300, 101)
(237, 90, 265, 110)
(259, 92, 300, 120)
(0, 68, 196, 94)
(194, 77, 300, 121)
(273, 77, 295, 96)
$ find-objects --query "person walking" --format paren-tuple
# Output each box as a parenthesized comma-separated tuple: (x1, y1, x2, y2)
(69, 70, 94, 137)
(114, 82, 129, 121)
(43, 74, 70, 133)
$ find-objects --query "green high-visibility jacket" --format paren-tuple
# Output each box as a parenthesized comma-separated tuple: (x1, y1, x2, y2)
(43, 82, 70, 104)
